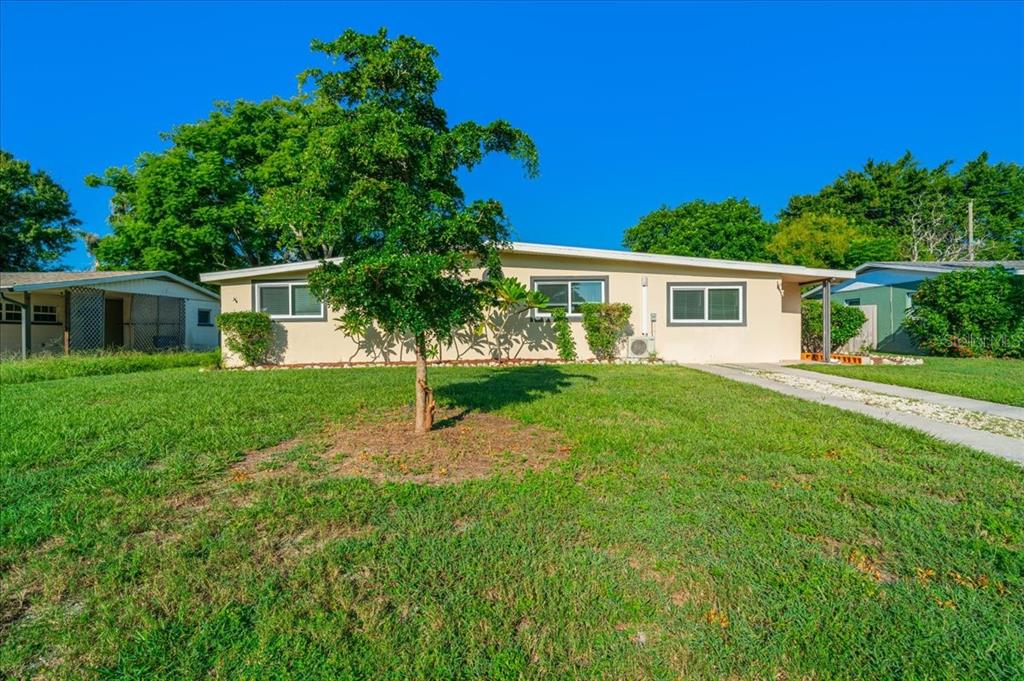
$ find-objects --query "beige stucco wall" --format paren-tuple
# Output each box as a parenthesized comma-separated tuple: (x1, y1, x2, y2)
(215, 252, 805, 367)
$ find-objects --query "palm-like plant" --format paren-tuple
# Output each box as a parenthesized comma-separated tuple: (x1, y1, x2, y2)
(486, 277, 549, 360)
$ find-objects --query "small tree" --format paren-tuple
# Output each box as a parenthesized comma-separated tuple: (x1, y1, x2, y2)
(904, 266, 1023, 357)
(300, 29, 539, 434)
(801, 300, 867, 354)
(551, 308, 577, 361)
(216, 312, 274, 366)
(580, 303, 632, 361)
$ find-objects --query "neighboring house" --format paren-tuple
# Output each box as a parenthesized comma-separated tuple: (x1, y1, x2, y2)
(200, 242, 852, 367)
(805, 260, 1024, 353)
(0, 271, 221, 357)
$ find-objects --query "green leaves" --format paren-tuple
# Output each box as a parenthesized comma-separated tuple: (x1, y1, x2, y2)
(800, 300, 867, 354)
(904, 267, 1024, 357)
(766, 213, 899, 269)
(1, 150, 80, 270)
(300, 28, 538, 351)
(780, 151, 1024, 261)
(216, 311, 274, 366)
(87, 99, 301, 281)
(580, 303, 632, 361)
(623, 198, 773, 262)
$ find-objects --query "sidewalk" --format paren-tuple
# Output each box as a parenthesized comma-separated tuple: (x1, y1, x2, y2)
(688, 363, 1024, 465)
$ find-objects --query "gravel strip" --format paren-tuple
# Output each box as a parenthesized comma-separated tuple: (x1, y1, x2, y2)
(753, 370, 1024, 440)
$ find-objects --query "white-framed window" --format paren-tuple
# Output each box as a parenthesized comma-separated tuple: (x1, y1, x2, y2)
(255, 282, 324, 319)
(668, 284, 744, 324)
(32, 304, 58, 323)
(2, 302, 22, 322)
(532, 278, 606, 318)
(197, 309, 214, 327)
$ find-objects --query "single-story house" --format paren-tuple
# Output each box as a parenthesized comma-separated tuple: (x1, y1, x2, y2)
(200, 243, 852, 367)
(805, 260, 1024, 353)
(0, 270, 221, 357)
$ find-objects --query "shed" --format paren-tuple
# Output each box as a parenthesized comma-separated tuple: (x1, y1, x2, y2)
(0, 271, 221, 357)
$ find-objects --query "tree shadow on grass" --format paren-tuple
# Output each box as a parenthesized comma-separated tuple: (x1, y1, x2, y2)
(434, 365, 596, 427)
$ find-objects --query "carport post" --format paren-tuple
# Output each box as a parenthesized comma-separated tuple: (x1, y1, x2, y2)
(822, 279, 831, 363)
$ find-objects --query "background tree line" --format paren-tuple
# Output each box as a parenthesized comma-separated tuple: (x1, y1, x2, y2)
(624, 152, 1023, 268)
(3, 100, 1022, 276)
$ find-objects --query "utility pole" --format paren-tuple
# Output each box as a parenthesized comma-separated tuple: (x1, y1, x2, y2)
(967, 199, 975, 261)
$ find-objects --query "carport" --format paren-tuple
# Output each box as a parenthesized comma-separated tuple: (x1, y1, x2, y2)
(0, 271, 220, 358)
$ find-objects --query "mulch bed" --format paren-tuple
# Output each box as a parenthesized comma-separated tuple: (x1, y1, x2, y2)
(231, 408, 571, 485)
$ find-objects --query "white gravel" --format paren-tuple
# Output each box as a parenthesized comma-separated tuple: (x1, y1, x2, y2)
(753, 370, 1024, 440)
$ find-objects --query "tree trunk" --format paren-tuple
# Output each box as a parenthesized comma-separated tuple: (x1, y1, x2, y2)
(414, 335, 435, 434)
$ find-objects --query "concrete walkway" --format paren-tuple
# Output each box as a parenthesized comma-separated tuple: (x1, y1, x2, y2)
(689, 363, 1024, 465)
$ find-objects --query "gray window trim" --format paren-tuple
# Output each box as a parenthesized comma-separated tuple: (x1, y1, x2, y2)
(666, 281, 747, 327)
(529, 275, 610, 320)
(251, 280, 327, 322)
(197, 308, 215, 327)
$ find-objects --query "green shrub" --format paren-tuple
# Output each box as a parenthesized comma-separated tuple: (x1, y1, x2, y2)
(216, 312, 274, 366)
(904, 267, 1024, 358)
(580, 303, 632, 361)
(801, 300, 867, 353)
(551, 308, 577, 361)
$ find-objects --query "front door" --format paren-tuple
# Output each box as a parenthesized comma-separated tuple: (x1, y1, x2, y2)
(104, 298, 124, 348)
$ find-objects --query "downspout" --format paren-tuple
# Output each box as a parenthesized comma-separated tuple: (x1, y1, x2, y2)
(1, 291, 30, 359)
(822, 279, 832, 363)
(640, 276, 649, 335)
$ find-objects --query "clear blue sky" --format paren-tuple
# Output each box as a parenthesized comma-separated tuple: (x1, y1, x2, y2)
(2, 1, 1022, 270)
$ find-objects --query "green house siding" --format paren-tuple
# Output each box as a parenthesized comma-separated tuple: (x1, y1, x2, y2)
(820, 282, 924, 353)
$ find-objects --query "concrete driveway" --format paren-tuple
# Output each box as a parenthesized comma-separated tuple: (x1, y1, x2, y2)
(690, 363, 1024, 465)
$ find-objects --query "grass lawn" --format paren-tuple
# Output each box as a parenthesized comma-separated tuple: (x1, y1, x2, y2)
(0, 350, 218, 385)
(2, 363, 1022, 679)
(796, 356, 1024, 407)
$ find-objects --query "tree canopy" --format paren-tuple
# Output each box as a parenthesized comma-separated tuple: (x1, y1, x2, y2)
(86, 99, 301, 281)
(297, 28, 539, 433)
(766, 213, 899, 270)
(780, 151, 1024, 260)
(1, 151, 80, 271)
(622, 198, 773, 261)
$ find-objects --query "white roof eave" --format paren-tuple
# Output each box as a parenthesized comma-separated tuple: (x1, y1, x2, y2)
(199, 243, 853, 283)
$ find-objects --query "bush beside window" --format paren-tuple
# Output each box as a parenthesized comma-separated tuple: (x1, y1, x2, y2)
(904, 267, 1024, 358)
(216, 311, 274, 366)
(580, 303, 632, 361)
(551, 308, 577, 361)
(801, 300, 867, 353)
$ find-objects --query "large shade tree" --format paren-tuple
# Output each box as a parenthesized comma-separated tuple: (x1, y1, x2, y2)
(1, 151, 80, 270)
(86, 99, 301, 281)
(622, 198, 774, 261)
(299, 29, 539, 434)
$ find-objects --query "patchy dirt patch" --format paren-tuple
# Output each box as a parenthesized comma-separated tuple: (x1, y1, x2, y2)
(232, 408, 571, 485)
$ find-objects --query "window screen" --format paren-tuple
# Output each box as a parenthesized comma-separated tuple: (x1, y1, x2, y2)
(570, 281, 604, 313)
(671, 289, 704, 321)
(291, 286, 322, 316)
(535, 282, 569, 312)
(259, 286, 289, 315)
(708, 288, 740, 321)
